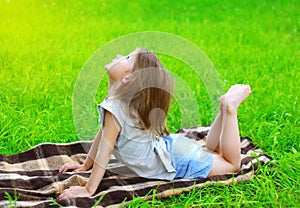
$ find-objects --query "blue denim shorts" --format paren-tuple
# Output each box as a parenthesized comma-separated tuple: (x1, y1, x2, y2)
(162, 134, 213, 179)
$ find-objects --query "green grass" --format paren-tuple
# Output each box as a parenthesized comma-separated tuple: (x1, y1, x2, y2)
(0, 0, 299, 207)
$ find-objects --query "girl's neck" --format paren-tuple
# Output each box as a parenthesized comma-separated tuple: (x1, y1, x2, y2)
(107, 79, 115, 97)
(107, 80, 120, 97)
(107, 86, 113, 97)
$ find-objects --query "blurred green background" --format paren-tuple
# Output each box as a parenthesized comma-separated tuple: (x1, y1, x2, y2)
(0, 0, 299, 206)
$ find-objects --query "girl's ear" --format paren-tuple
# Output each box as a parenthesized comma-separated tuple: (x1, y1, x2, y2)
(121, 74, 132, 84)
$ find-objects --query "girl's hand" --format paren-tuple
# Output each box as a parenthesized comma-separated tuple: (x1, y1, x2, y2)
(58, 163, 87, 173)
(57, 186, 92, 200)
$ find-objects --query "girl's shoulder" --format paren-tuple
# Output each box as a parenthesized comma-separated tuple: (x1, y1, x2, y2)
(98, 97, 125, 111)
(97, 98, 127, 125)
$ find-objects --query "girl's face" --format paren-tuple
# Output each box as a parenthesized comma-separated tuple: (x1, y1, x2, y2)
(105, 50, 137, 83)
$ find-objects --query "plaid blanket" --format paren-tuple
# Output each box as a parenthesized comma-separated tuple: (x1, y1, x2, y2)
(0, 127, 271, 207)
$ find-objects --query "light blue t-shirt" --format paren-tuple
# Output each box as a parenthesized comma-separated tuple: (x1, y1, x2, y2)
(98, 98, 177, 180)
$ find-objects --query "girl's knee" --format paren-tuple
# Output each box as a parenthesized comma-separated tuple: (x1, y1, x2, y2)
(232, 161, 241, 172)
(208, 155, 240, 177)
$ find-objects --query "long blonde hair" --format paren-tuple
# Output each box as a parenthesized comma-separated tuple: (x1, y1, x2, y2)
(111, 48, 174, 136)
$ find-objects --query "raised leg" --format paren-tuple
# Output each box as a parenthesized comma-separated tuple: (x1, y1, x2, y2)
(206, 84, 242, 154)
(205, 111, 222, 154)
(207, 84, 251, 176)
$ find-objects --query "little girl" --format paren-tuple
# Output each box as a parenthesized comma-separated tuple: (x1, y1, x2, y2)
(57, 48, 251, 200)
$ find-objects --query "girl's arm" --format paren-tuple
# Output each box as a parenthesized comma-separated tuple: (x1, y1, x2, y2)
(82, 128, 103, 170)
(57, 111, 120, 199)
(59, 128, 103, 173)
(85, 110, 120, 194)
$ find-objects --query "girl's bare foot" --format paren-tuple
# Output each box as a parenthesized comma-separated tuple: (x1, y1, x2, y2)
(220, 84, 251, 114)
(226, 84, 243, 94)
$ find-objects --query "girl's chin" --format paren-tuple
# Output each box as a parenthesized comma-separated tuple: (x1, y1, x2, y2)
(104, 64, 112, 71)
(105, 61, 117, 71)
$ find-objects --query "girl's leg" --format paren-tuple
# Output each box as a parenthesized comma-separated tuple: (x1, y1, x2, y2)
(208, 84, 251, 176)
(205, 84, 242, 154)
(205, 111, 222, 154)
